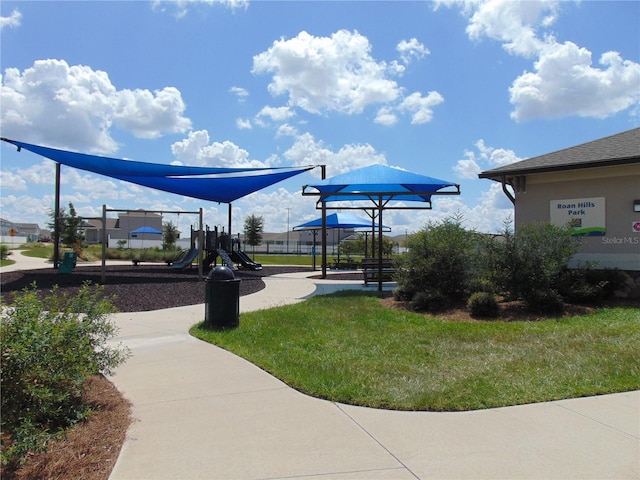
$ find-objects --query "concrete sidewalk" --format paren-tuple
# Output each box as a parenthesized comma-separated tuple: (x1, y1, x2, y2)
(106, 271, 639, 480)
(2, 255, 638, 479)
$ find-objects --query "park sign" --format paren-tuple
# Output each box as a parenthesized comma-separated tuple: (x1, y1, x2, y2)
(550, 197, 606, 236)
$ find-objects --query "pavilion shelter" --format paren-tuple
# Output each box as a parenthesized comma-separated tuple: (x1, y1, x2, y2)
(302, 164, 460, 291)
(293, 212, 390, 270)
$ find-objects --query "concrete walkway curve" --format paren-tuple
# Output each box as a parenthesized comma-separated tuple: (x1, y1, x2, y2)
(2, 253, 638, 479)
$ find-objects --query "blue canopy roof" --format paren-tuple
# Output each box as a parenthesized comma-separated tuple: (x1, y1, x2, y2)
(130, 226, 163, 235)
(2, 138, 314, 204)
(293, 212, 389, 231)
(302, 164, 459, 204)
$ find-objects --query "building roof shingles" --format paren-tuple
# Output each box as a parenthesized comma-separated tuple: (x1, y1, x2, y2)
(479, 128, 640, 180)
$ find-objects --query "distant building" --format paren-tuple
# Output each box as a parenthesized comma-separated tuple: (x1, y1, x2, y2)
(15, 223, 43, 242)
(84, 211, 164, 246)
(479, 128, 640, 271)
(0, 218, 46, 244)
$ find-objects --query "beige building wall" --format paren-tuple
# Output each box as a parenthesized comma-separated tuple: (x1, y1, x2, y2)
(514, 164, 640, 270)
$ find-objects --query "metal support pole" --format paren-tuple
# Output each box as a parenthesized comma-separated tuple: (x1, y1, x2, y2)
(378, 198, 383, 293)
(321, 165, 327, 279)
(198, 208, 204, 280)
(101, 204, 107, 284)
(53, 163, 61, 269)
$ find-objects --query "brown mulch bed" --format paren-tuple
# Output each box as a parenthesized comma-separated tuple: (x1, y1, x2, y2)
(2, 375, 131, 480)
(378, 296, 600, 322)
(1, 264, 311, 312)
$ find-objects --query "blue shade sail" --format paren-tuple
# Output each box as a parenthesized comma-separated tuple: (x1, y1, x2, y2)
(2, 138, 315, 203)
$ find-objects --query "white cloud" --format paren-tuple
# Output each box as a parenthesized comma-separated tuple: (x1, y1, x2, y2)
(113, 86, 192, 138)
(454, 139, 521, 179)
(276, 123, 298, 137)
(444, 0, 640, 120)
(396, 38, 429, 64)
(0, 170, 27, 191)
(374, 107, 398, 126)
(0, 193, 57, 226)
(464, 0, 557, 57)
(398, 91, 444, 124)
(170, 129, 271, 168)
(510, 42, 640, 121)
(0, 8, 21, 29)
(237, 187, 312, 233)
(256, 105, 295, 122)
(283, 132, 387, 177)
(229, 86, 249, 101)
(151, 0, 248, 19)
(252, 30, 444, 126)
(252, 30, 402, 115)
(453, 154, 481, 180)
(236, 117, 252, 129)
(1, 59, 192, 153)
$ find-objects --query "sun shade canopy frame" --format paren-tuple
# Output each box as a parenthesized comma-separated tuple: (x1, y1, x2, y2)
(2, 138, 315, 204)
(301, 164, 460, 291)
(302, 164, 460, 207)
(293, 212, 390, 232)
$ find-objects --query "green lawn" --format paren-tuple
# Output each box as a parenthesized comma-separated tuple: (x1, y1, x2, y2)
(252, 254, 314, 266)
(191, 291, 640, 411)
(16, 244, 53, 258)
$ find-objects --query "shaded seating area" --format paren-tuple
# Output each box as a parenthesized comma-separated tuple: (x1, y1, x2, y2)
(361, 258, 396, 285)
(302, 164, 460, 291)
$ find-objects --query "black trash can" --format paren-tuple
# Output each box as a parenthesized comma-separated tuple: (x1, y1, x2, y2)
(204, 266, 241, 329)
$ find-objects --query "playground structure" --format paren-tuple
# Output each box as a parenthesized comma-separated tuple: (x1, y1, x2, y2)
(170, 226, 262, 272)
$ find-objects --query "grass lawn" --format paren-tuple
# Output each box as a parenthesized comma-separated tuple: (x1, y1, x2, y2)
(17, 244, 53, 258)
(0, 259, 15, 267)
(191, 291, 640, 411)
(252, 254, 314, 266)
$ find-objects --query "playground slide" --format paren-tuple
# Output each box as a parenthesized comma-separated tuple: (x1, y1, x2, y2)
(203, 251, 217, 268)
(231, 250, 262, 271)
(171, 247, 198, 269)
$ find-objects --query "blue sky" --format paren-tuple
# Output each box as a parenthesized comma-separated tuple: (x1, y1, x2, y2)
(1, 0, 639, 236)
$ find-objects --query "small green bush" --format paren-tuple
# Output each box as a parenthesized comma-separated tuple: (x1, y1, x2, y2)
(395, 215, 483, 306)
(0, 244, 11, 260)
(410, 290, 450, 313)
(467, 292, 499, 318)
(524, 289, 564, 314)
(556, 267, 606, 304)
(392, 285, 415, 302)
(0, 282, 130, 467)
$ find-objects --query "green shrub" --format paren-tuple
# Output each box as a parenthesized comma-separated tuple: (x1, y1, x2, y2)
(410, 290, 450, 313)
(523, 289, 564, 314)
(556, 267, 607, 304)
(0, 244, 11, 260)
(585, 268, 633, 299)
(478, 221, 580, 306)
(392, 284, 416, 302)
(0, 283, 129, 467)
(467, 292, 499, 318)
(396, 215, 483, 305)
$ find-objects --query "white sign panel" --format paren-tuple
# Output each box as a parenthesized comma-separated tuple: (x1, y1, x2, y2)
(550, 197, 605, 236)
